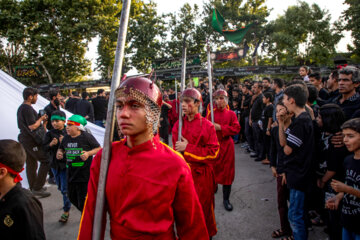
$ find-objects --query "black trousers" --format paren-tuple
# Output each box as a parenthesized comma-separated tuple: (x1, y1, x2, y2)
(252, 122, 264, 158)
(18, 135, 50, 191)
(68, 182, 88, 212)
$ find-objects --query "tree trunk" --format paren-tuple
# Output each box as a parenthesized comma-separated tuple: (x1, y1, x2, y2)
(39, 62, 53, 84)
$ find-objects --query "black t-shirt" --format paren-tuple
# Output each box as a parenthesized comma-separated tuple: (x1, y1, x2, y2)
(74, 99, 95, 123)
(284, 111, 314, 191)
(0, 184, 45, 240)
(92, 96, 108, 121)
(319, 88, 330, 101)
(332, 93, 360, 120)
(341, 155, 360, 234)
(250, 94, 264, 121)
(43, 128, 67, 170)
(59, 131, 100, 183)
(270, 126, 286, 174)
(260, 104, 273, 131)
(65, 97, 79, 113)
(44, 103, 59, 130)
(241, 94, 251, 118)
(160, 104, 170, 128)
(17, 104, 38, 141)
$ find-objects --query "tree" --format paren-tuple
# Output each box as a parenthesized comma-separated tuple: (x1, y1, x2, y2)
(341, 0, 360, 61)
(264, 1, 342, 66)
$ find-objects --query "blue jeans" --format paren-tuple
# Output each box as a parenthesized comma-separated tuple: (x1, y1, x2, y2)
(288, 188, 307, 240)
(343, 228, 360, 240)
(51, 168, 71, 212)
(94, 120, 105, 128)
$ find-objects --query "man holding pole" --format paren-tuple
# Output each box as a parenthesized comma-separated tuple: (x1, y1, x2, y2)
(172, 88, 220, 239)
(207, 89, 240, 211)
(78, 77, 209, 239)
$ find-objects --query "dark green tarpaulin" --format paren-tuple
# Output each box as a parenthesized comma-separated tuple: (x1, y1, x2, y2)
(211, 8, 254, 44)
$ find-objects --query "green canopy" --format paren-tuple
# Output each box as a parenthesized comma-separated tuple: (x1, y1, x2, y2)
(211, 8, 254, 44)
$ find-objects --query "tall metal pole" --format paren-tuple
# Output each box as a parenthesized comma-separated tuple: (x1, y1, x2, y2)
(175, 79, 178, 113)
(92, 0, 131, 239)
(178, 35, 187, 141)
(207, 42, 214, 123)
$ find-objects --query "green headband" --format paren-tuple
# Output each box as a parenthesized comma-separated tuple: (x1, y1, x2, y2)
(51, 115, 66, 121)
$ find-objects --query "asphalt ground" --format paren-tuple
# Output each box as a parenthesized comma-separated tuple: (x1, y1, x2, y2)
(39, 143, 328, 240)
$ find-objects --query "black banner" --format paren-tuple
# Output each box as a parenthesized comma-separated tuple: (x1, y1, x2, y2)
(152, 55, 201, 70)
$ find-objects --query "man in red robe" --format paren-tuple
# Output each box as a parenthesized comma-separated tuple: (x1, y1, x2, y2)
(78, 77, 209, 240)
(207, 89, 240, 211)
(172, 88, 220, 239)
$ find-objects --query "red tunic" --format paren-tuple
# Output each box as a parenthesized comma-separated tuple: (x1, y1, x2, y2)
(168, 99, 179, 130)
(78, 137, 209, 240)
(172, 113, 220, 237)
(207, 108, 240, 185)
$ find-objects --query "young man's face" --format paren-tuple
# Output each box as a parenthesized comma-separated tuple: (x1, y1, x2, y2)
(327, 73, 337, 89)
(283, 94, 295, 113)
(66, 124, 81, 137)
(343, 128, 360, 152)
(116, 97, 148, 137)
(338, 73, 355, 94)
(232, 91, 239, 98)
(309, 77, 321, 87)
(262, 80, 270, 89)
(52, 120, 65, 130)
(276, 104, 291, 121)
(253, 83, 261, 95)
(215, 96, 227, 110)
(181, 97, 199, 116)
(262, 96, 269, 104)
(29, 94, 38, 104)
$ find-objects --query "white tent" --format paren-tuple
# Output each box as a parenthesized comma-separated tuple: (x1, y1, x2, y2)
(0, 70, 105, 188)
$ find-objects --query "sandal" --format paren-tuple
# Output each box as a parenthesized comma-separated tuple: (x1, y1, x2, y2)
(311, 215, 324, 226)
(59, 213, 69, 223)
(271, 229, 287, 238)
(280, 236, 294, 240)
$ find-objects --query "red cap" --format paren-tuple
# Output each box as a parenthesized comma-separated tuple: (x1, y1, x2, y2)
(213, 89, 228, 97)
(118, 77, 162, 107)
(181, 88, 202, 102)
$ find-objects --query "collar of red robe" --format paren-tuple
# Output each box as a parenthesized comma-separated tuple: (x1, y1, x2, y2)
(124, 135, 160, 154)
(185, 113, 201, 121)
(0, 163, 23, 183)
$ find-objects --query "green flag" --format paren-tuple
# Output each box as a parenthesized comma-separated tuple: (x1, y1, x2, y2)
(211, 8, 254, 44)
(193, 77, 199, 87)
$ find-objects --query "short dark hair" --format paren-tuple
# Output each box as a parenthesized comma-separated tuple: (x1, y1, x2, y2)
(97, 89, 105, 95)
(262, 77, 271, 83)
(339, 66, 360, 83)
(273, 78, 284, 89)
(341, 118, 360, 133)
(331, 70, 339, 81)
(0, 140, 26, 174)
(82, 92, 89, 99)
(22, 87, 38, 101)
(309, 72, 321, 80)
(49, 90, 59, 100)
(263, 92, 274, 102)
(307, 84, 318, 103)
(72, 91, 79, 97)
(319, 104, 346, 133)
(284, 84, 308, 108)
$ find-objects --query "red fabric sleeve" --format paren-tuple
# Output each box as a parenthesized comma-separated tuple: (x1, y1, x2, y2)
(220, 111, 241, 137)
(77, 149, 107, 240)
(173, 165, 209, 239)
(172, 120, 179, 147)
(184, 123, 219, 162)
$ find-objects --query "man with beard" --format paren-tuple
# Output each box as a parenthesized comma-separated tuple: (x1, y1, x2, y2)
(78, 77, 209, 239)
(44, 90, 61, 130)
(172, 88, 220, 239)
(207, 89, 240, 211)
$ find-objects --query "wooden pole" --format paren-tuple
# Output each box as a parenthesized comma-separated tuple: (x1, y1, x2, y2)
(207, 42, 214, 123)
(92, 0, 131, 239)
(178, 35, 187, 141)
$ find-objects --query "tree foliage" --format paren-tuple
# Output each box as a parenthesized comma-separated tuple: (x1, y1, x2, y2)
(341, 0, 360, 61)
(264, 1, 342, 66)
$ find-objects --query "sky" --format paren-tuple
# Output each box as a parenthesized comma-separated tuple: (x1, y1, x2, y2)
(85, 0, 351, 78)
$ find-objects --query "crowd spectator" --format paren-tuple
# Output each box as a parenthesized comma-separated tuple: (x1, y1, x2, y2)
(65, 91, 80, 113)
(91, 89, 108, 128)
(74, 92, 95, 123)
(44, 90, 62, 130)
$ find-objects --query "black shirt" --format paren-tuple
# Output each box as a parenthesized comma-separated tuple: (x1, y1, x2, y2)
(250, 94, 264, 121)
(43, 128, 67, 170)
(270, 126, 286, 174)
(241, 94, 251, 118)
(341, 155, 360, 234)
(74, 99, 95, 123)
(17, 104, 38, 141)
(0, 184, 45, 240)
(59, 131, 100, 183)
(65, 97, 79, 113)
(44, 103, 59, 130)
(284, 111, 314, 191)
(332, 92, 360, 120)
(260, 104, 273, 131)
(92, 96, 108, 121)
(319, 88, 330, 101)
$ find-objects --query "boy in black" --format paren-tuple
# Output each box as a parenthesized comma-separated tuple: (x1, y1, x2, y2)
(43, 110, 71, 222)
(327, 118, 360, 239)
(57, 115, 101, 212)
(260, 92, 274, 164)
(0, 139, 45, 240)
(278, 84, 314, 240)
